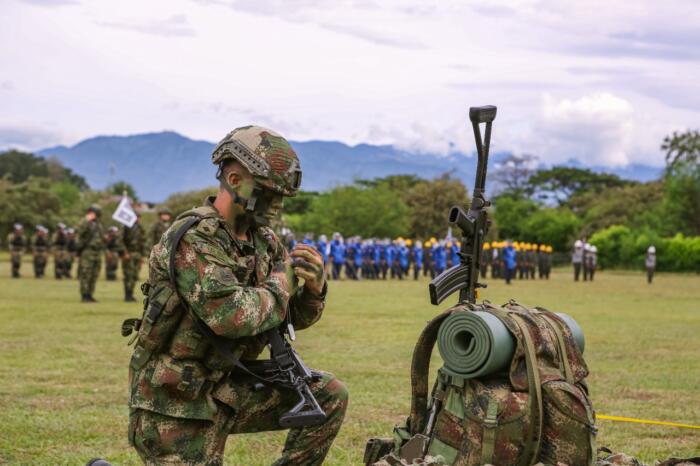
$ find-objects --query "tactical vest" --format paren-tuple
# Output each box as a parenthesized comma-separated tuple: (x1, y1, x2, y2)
(54, 232, 67, 249)
(366, 301, 595, 466)
(10, 234, 25, 251)
(34, 235, 49, 252)
(123, 207, 275, 420)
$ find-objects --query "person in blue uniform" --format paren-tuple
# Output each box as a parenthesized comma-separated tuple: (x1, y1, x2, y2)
(412, 240, 423, 280)
(397, 239, 410, 280)
(503, 239, 517, 285)
(330, 232, 345, 280)
(345, 237, 359, 280)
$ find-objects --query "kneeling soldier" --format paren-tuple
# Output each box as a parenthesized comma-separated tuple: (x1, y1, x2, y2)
(128, 126, 348, 466)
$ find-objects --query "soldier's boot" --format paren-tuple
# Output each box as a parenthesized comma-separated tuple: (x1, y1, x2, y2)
(125, 291, 136, 302)
(89, 295, 98, 303)
(81, 294, 91, 303)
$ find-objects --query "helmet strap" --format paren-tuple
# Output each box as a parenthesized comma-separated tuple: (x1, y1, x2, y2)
(217, 167, 271, 228)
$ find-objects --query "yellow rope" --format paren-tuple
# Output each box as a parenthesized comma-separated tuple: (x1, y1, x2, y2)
(598, 414, 700, 430)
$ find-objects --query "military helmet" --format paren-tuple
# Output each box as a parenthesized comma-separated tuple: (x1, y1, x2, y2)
(157, 206, 173, 216)
(212, 125, 302, 197)
(87, 204, 102, 216)
(13, 223, 23, 230)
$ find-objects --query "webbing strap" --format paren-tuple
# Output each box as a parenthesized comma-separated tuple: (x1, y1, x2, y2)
(538, 312, 575, 385)
(511, 314, 544, 466)
(167, 216, 273, 386)
(408, 308, 456, 435)
(480, 399, 498, 465)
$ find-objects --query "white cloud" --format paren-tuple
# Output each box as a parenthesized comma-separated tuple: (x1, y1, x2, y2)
(539, 93, 634, 165)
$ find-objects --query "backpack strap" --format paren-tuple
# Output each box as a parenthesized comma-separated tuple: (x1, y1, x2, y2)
(536, 309, 575, 385)
(480, 398, 499, 465)
(167, 215, 273, 385)
(510, 313, 544, 466)
(408, 308, 457, 435)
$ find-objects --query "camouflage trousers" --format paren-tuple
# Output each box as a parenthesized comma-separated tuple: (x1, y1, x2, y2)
(54, 250, 70, 279)
(129, 372, 348, 466)
(122, 253, 143, 296)
(105, 251, 119, 280)
(33, 252, 48, 278)
(10, 251, 22, 277)
(79, 250, 101, 296)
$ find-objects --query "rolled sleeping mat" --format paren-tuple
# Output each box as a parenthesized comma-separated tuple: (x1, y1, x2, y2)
(437, 310, 585, 379)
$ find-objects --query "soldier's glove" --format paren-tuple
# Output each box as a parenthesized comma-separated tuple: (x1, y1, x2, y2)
(290, 244, 326, 296)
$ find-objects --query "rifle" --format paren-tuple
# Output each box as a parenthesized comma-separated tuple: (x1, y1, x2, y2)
(259, 325, 327, 428)
(429, 105, 497, 306)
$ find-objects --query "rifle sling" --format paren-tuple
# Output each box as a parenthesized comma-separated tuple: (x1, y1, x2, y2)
(408, 308, 456, 435)
(167, 216, 274, 386)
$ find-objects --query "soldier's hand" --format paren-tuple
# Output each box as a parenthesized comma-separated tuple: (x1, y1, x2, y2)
(290, 244, 325, 296)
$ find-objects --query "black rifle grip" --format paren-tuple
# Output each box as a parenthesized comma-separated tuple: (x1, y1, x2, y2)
(469, 105, 497, 124)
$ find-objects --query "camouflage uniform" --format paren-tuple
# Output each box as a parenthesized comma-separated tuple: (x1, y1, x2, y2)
(52, 224, 70, 279)
(122, 220, 147, 301)
(31, 228, 50, 278)
(104, 227, 122, 281)
(66, 229, 77, 278)
(76, 207, 105, 301)
(149, 208, 173, 250)
(7, 227, 26, 278)
(129, 126, 346, 466)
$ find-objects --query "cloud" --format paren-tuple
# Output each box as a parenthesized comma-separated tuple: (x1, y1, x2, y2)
(200, 0, 426, 49)
(1, 80, 14, 91)
(97, 14, 196, 37)
(20, 0, 79, 6)
(0, 124, 63, 151)
(537, 93, 636, 166)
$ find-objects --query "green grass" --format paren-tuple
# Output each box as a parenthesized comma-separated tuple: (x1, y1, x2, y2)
(0, 254, 698, 465)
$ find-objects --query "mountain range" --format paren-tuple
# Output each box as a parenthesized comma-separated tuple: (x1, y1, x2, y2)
(37, 131, 663, 202)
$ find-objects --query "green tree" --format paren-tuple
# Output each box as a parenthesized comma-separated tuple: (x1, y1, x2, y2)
(661, 130, 700, 235)
(528, 166, 629, 206)
(404, 173, 469, 238)
(299, 184, 409, 238)
(108, 181, 139, 201)
(492, 193, 539, 240)
(0, 151, 88, 190)
(0, 177, 64, 239)
(522, 208, 581, 251)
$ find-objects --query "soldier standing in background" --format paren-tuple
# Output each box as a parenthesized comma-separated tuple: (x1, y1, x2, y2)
(121, 212, 147, 302)
(7, 223, 26, 278)
(149, 206, 173, 249)
(65, 228, 77, 278)
(52, 223, 69, 279)
(572, 240, 583, 281)
(491, 241, 501, 279)
(104, 226, 121, 281)
(76, 204, 105, 302)
(480, 242, 490, 278)
(646, 245, 656, 284)
(31, 225, 50, 278)
(588, 245, 597, 281)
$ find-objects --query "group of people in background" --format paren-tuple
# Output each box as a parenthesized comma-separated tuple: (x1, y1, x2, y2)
(284, 232, 556, 285)
(4, 205, 174, 302)
(571, 239, 598, 282)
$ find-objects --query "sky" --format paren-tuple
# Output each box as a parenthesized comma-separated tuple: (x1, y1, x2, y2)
(1, 0, 699, 167)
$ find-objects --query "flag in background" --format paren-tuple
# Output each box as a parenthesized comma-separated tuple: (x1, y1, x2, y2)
(112, 194, 137, 228)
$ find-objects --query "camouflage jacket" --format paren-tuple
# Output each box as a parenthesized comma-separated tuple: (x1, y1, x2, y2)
(123, 222, 147, 255)
(149, 219, 171, 248)
(6, 232, 26, 252)
(129, 199, 327, 421)
(52, 230, 68, 252)
(76, 219, 105, 253)
(31, 233, 50, 253)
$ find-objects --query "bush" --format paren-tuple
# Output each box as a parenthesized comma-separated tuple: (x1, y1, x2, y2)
(589, 225, 699, 272)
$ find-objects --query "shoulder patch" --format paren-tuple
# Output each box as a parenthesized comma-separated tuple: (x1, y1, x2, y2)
(196, 218, 220, 236)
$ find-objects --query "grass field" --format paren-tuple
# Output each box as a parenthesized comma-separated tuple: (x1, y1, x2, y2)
(0, 254, 699, 465)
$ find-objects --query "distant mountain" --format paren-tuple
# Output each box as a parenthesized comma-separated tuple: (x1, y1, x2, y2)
(37, 131, 663, 202)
